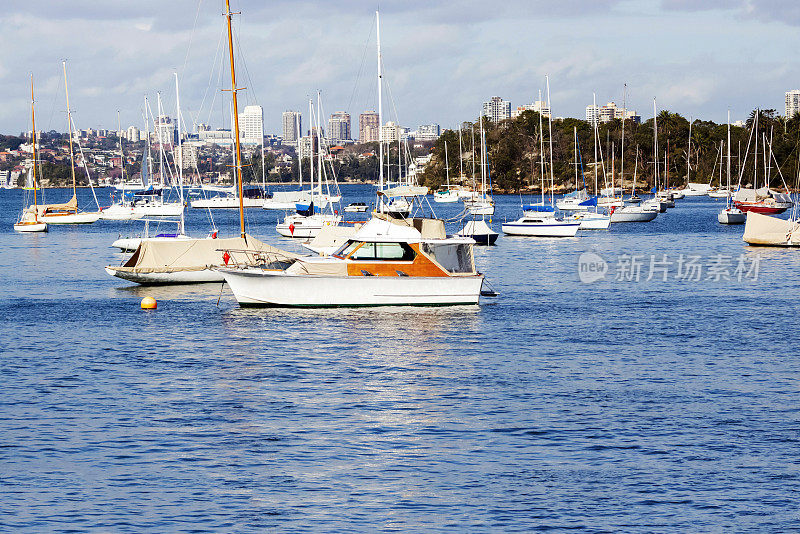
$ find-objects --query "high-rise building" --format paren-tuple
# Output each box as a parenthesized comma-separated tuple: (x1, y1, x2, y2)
(328, 111, 351, 144)
(482, 96, 511, 123)
(586, 102, 639, 125)
(786, 90, 800, 119)
(359, 111, 379, 142)
(512, 100, 550, 119)
(126, 125, 141, 143)
(585, 105, 600, 127)
(380, 121, 401, 143)
(416, 124, 441, 141)
(238, 105, 264, 145)
(155, 115, 176, 146)
(282, 111, 301, 146)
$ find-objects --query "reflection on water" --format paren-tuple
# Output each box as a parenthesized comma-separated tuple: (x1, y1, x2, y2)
(1, 187, 800, 531)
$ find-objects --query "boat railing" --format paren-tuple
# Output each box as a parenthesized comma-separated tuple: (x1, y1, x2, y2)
(217, 247, 296, 271)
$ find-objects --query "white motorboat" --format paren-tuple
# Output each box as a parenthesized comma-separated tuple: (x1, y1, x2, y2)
(464, 198, 495, 215)
(609, 205, 658, 223)
(681, 183, 711, 196)
(556, 189, 594, 212)
(570, 211, 611, 229)
(642, 198, 668, 213)
(344, 202, 369, 213)
(434, 190, 459, 203)
(276, 213, 342, 239)
(718, 208, 746, 224)
(191, 185, 267, 209)
(502, 214, 580, 237)
(100, 203, 144, 221)
(218, 215, 484, 307)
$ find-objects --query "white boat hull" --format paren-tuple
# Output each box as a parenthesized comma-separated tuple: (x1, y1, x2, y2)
(105, 266, 223, 284)
(573, 213, 611, 229)
(39, 212, 101, 224)
(191, 197, 263, 209)
(219, 268, 484, 307)
(434, 191, 459, 203)
(134, 202, 184, 216)
(718, 208, 746, 225)
(276, 215, 342, 239)
(111, 235, 194, 252)
(502, 219, 580, 237)
(100, 205, 144, 220)
(610, 208, 658, 223)
(14, 222, 48, 232)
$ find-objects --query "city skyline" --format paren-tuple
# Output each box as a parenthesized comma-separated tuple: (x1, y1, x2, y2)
(1, 1, 800, 135)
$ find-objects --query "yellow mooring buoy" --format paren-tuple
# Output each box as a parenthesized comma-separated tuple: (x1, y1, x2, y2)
(140, 296, 157, 310)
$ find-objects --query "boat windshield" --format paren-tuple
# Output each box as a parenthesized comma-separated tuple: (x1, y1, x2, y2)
(345, 241, 416, 261)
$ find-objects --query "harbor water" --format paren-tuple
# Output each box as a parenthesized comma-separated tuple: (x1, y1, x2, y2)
(1, 185, 798, 531)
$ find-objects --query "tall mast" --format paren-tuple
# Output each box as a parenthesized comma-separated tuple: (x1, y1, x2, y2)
(621, 84, 626, 196)
(479, 116, 486, 199)
(593, 93, 598, 197)
(62, 61, 78, 204)
(174, 73, 185, 235)
(686, 118, 692, 187)
(30, 75, 39, 219)
(546, 75, 554, 206)
(376, 11, 384, 192)
(444, 140, 449, 188)
(144, 95, 151, 188)
(653, 98, 659, 193)
(726, 112, 731, 208)
(225, 0, 246, 239)
(156, 92, 166, 186)
(539, 89, 545, 205)
(458, 126, 464, 183)
(753, 109, 758, 190)
(296, 113, 303, 189)
(316, 92, 323, 208)
(573, 126, 578, 191)
(309, 98, 314, 199)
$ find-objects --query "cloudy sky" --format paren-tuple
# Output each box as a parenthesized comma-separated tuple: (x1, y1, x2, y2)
(1, 0, 799, 135)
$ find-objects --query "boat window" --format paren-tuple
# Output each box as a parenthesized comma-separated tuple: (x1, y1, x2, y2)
(334, 240, 362, 259)
(349, 242, 415, 261)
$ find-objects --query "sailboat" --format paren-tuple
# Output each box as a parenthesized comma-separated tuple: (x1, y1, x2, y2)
(567, 126, 610, 229)
(456, 118, 499, 245)
(733, 111, 793, 214)
(14, 76, 48, 233)
(433, 139, 459, 203)
(276, 94, 342, 238)
(106, 3, 295, 284)
(100, 112, 145, 221)
(462, 127, 494, 215)
(719, 112, 746, 224)
(610, 149, 658, 222)
(503, 77, 580, 238)
(34, 62, 101, 225)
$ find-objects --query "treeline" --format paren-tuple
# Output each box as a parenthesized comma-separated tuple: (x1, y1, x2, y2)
(419, 109, 800, 193)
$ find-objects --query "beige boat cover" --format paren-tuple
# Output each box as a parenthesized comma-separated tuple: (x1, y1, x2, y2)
(286, 259, 348, 276)
(116, 234, 300, 273)
(743, 212, 800, 246)
(25, 194, 78, 216)
(375, 213, 446, 239)
(306, 224, 359, 251)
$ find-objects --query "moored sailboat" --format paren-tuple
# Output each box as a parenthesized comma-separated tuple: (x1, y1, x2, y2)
(14, 76, 47, 233)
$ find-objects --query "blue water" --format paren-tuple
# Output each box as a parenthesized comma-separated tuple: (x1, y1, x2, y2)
(1, 185, 799, 532)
